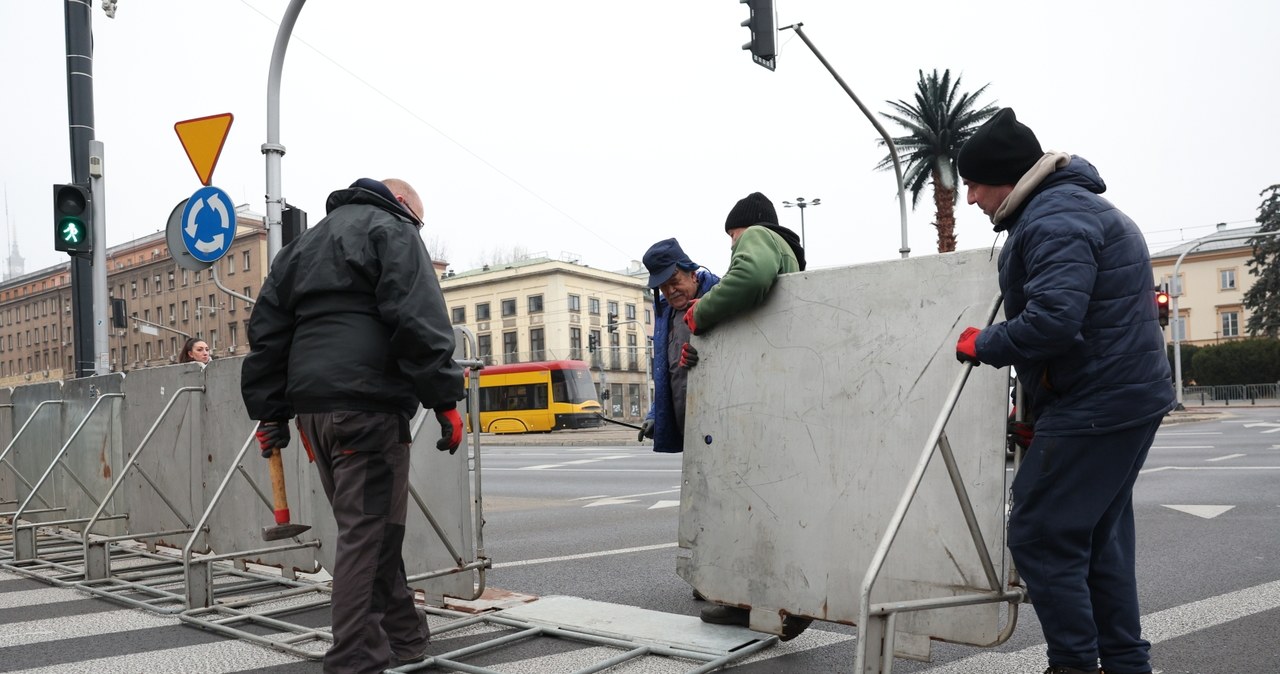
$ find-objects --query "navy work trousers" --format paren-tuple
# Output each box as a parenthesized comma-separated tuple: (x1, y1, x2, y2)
(297, 411, 428, 674)
(1008, 417, 1162, 674)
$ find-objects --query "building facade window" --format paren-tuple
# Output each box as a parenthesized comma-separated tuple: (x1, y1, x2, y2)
(609, 332, 621, 369)
(569, 327, 582, 360)
(501, 298, 517, 318)
(625, 303, 636, 321)
(476, 302, 491, 321)
(451, 306, 466, 324)
(502, 331, 518, 363)
(1220, 311, 1240, 338)
(1219, 268, 1236, 290)
(607, 301, 619, 321)
(588, 297, 600, 315)
(568, 294, 581, 313)
(529, 327, 545, 361)
(590, 329, 602, 367)
(243, 251, 252, 272)
(477, 334, 492, 365)
(627, 333, 638, 369)
(528, 295, 543, 314)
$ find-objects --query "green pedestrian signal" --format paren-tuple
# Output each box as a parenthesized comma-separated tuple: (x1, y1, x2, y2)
(53, 183, 93, 253)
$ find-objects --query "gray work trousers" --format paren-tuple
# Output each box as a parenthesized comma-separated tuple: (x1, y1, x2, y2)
(297, 411, 428, 674)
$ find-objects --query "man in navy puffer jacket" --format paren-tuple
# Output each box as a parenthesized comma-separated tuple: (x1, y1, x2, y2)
(954, 109, 1174, 674)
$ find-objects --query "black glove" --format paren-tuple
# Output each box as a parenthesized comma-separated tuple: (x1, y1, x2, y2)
(255, 420, 290, 458)
(435, 405, 463, 455)
(638, 418, 655, 442)
(679, 343, 699, 368)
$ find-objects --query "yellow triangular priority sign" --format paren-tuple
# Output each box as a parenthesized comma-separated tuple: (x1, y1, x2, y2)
(174, 113, 234, 186)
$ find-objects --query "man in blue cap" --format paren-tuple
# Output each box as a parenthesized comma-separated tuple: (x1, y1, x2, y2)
(639, 238, 718, 452)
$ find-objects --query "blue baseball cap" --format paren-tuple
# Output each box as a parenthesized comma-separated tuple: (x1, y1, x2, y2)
(642, 238, 696, 289)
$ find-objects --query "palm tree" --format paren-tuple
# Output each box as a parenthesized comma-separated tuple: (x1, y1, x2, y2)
(876, 69, 997, 253)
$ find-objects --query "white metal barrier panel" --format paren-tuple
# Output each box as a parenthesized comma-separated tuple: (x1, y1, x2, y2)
(680, 249, 1013, 664)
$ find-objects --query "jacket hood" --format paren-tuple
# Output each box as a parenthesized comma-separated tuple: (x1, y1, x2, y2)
(995, 155, 1107, 232)
(325, 186, 422, 227)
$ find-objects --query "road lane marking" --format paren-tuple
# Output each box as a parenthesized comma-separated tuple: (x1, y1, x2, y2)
(1162, 504, 1235, 519)
(922, 578, 1280, 672)
(1157, 431, 1222, 435)
(487, 468, 682, 472)
(492, 542, 678, 569)
(11, 638, 302, 674)
(519, 456, 630, 469)
(1205, 453, 1246, 462)
(578, 488, 681, 508)
(1142, 466, 1280, 473)
(1151, 445, 1215, 449)
(649, 500, 680, 509)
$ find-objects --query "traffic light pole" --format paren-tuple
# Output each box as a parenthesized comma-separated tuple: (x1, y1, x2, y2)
(264, 0, 308, 266)
(780, 23, 911, 259)
(64, 0, 97, 378)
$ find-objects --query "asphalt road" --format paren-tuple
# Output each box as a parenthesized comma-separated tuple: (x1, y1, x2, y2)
(0, 406, 1277, 673)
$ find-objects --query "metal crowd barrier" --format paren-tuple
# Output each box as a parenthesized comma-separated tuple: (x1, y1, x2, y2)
(0, 326, 493, 657)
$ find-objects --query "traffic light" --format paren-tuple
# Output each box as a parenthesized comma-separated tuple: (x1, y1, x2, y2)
(281, 203, 308, 247)
(53, 183, 92, 253)
(1155, 287, 1170, 327)
(587, 334, 597, 353)
(607, 313, 618, 333)
(740, 0, 777, 71)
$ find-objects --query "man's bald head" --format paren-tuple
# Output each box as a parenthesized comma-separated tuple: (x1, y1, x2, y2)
(382, 178, 423, 224)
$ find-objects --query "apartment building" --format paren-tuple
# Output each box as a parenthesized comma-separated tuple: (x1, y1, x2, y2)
(440, 257, 653, 419)
(1151, 223, 1264, 346)
(0, 207, 270, 387)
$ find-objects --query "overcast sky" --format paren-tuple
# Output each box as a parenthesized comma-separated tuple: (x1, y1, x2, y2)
(1, 1, 1275, 279)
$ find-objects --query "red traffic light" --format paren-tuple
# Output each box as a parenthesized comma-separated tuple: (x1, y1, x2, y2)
(1155, 291, 1170, 305)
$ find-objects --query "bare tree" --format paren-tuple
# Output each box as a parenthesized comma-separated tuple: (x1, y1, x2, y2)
(423, 233, 450, 264)
(471, 245, 531, 268)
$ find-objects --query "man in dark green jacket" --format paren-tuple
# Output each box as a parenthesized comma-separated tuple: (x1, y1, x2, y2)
(683, 192, 810, 641)
(683, 192, 806, 336)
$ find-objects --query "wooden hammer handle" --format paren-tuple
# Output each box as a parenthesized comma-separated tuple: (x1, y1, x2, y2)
(267, 449, 291, 525)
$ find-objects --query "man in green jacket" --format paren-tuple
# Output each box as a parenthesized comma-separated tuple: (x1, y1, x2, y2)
(683, 192, 810, 641)
(683, 192, 806, 336)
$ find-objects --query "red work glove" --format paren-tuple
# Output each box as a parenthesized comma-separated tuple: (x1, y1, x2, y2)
(683, 299, 700, 335)
(955, 326, 981, 366)
(1008, 418, 1034, 449)
(434, 404, 463, 454)
(255, 420, 291, 458)
(678, 343, 699, 368)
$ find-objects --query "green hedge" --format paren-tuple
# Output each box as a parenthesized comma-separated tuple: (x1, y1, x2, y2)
(1188, 338, 1280, 386)
(1167, 343, 1201, 383)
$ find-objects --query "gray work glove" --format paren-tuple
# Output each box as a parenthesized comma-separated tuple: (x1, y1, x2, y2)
(638, 418, 655, 442)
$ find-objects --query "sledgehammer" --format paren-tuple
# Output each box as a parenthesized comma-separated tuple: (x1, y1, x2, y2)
(262, 448, 311, 541)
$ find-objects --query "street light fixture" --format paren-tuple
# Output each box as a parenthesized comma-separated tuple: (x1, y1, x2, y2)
(781, 197, 820, 248)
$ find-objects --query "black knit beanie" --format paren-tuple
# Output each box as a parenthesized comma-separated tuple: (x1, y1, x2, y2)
(957, 108, 1044, 185)
(724, 192, 778, 231)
